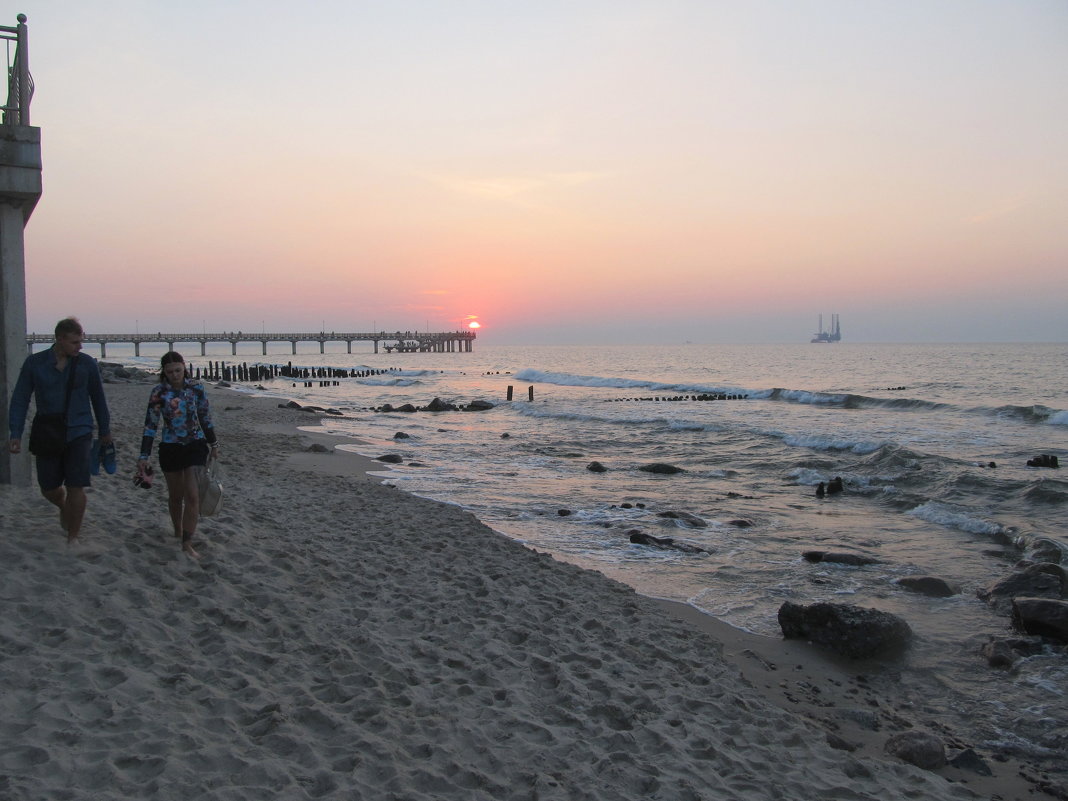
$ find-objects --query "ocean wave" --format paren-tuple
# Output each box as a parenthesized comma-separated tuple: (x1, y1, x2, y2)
(358, 378, 422, 387)
(781, 433, 885, 454)
(511, 402, 722, 431)
(906, 502, 1004, 535)
(514, 368, 752, 398)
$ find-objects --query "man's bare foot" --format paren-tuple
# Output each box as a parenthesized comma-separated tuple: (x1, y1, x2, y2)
(67, 532, 80, 545)
(182, 542, 200, 559)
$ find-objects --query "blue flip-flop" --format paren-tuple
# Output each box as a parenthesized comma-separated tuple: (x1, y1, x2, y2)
(101, 441, 118, 475)
(90, 439, 101, 476)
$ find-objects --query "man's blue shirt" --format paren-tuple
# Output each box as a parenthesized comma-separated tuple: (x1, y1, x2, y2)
(7, 348, 111, 441)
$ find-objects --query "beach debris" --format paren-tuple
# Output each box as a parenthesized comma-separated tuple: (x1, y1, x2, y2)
(894, 575, 961, 597)
(587, 461, 608, 473)
(628, 531, 708, 554)
(1012, 597, 1068, 643)
(656, 510, 707, 528)
(803, 551, 879, 566)
(638, 463, 685, 474)
(376, 454, 404, 463)
(1026, 454, 1060, 468)
(884, 731, 946, 770)
(777, 601, 913, 658)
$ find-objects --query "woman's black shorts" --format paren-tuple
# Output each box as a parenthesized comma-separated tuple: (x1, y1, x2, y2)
(158, 441, 210, 473)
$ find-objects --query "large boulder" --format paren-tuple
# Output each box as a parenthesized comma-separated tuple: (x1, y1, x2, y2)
(777, 602, 912, 659)
(980, 636, 1046, 669)
(977, 563, 1066, 612)
(895, 575, 960, 597)
(586, 461, 608, 473)
(1012, 597, 1068, 643)
(464, 400, 495, 411)
(884, 731, 946, 770)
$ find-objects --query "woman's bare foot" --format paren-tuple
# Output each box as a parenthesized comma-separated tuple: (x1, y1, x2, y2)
(181, 531, 199, 559)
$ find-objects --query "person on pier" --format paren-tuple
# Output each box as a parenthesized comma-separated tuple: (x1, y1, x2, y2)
(7, 317, 112, 544)
(138, 351, 218, 558)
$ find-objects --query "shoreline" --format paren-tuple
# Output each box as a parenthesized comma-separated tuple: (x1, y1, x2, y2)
(0, 381, 1046, 799)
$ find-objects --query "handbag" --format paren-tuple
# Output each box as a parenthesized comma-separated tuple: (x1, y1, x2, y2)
(28, 356, 78, 458)
(197, 461, 224, 517)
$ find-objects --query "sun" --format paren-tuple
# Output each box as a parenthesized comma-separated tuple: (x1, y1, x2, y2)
(468, 321, 481, 329)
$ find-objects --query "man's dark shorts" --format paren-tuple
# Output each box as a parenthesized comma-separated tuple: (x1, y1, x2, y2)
(158, 441, 209, 474)
(35, 433, 93, 491)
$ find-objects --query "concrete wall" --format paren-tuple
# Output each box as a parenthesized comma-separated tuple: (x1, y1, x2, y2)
(0, 123, 41, 485)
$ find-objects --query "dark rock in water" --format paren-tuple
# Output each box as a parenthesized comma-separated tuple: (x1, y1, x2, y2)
(394, 432, 411, 439)
(464, 399, 495, 411)
(777, 602, 912, 659)
(948, 748, 992, 776)
(980, 636, 1046, 668)
(395, 403, 418, 413)
(815, 482, 826, 498)
(423, 397, 458, 412)
(324, 408, 343, 416)
(376, 454, 404, 463)
(407, 461, 427, 467)
(587, 461, 608, 473)
(657, 510, 707, 528)
(558, 509, 572, 517)
(639, 463, 685, 474)
(501, 433, 511, 439)
(1028, 538, 1064, 565)
(628, 531, 707, 554)
(1027, 454, 1060, 468)
(977, 563, 1066, 612)
(378, 404, 395, 412)
(1012, 597, 1068, 643)
(884, 731, 946, 770)
(729, 518, 754, 528)
(306, 443, 331, 453)
(803, 550, 879, 566)
(826, 476, 844, 494)
(895, 575, 960, 597)
(620, 503, 633, 509)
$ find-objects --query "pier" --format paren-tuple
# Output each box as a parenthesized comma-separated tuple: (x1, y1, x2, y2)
(24, 329, 476, 358)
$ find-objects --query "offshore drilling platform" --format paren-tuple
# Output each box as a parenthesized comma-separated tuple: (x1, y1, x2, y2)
(811, 314, 841, 343)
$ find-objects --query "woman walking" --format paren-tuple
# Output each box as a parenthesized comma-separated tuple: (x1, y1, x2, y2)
(138, 352, 218, 557)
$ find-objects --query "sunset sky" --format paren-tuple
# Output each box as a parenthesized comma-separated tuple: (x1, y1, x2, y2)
(14, 1, 1068, 344)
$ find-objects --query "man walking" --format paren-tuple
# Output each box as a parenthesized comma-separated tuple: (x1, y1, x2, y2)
(7, 318, 112, 542)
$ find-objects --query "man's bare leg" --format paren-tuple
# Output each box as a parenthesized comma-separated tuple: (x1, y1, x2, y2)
(64, 488, 87, 542)
(41, 486, 69, 533)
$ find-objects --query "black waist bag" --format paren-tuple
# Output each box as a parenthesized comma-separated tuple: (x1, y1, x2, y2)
(28, 355, 78, 458)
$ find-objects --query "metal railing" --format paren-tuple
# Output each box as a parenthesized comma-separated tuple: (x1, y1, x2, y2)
(0, 13, 31, 125)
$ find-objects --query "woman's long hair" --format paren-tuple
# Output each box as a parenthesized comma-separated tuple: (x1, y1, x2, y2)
(159, 351, 188, 384)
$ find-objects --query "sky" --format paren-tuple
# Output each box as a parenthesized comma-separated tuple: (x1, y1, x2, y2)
(10, 0, 1068, 344)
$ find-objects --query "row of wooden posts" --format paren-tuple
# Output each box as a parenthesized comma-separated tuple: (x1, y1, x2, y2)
(193, 361, 402, 383)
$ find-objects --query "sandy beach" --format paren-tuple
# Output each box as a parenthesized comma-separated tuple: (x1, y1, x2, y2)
(0, 381, 1048, 800)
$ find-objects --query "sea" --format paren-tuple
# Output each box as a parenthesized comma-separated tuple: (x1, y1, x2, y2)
(114, 341, 1068, 768)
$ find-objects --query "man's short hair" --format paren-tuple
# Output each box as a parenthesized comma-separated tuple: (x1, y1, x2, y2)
(54, 317, 83, 338)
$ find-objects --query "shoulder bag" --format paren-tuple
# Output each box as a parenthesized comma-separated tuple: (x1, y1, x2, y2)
(29, 355, 78, 458)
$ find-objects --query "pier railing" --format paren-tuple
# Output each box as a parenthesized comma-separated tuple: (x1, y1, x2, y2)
(1, 14, 31, 125)
(25, 329, 477, 358)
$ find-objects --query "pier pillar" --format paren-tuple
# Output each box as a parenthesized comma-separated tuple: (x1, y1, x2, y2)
(134, 342, 141, 356)
(231, 341, 237, 356)
(0, 88, 42, 485)
(167, 341, 174, 351)
(261, 340, 267, 355)
(319, 340, 325, 354)
(346, 340, 352, 354)
(200, 341, 206, 356)
(290, 341, 297, 355)
(100, 342, 106, 358)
